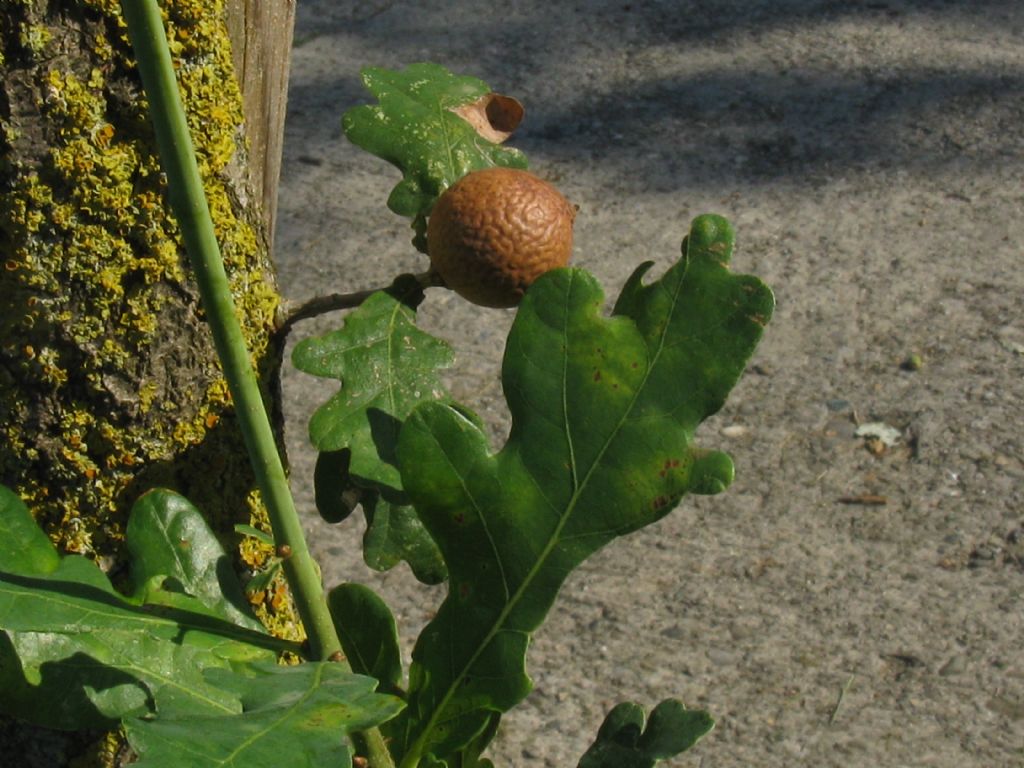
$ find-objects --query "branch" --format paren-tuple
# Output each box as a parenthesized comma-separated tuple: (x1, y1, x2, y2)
(276, 270, 443, 338)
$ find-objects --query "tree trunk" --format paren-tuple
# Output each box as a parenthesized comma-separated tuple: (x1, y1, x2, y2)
(1, 1, 295, 762)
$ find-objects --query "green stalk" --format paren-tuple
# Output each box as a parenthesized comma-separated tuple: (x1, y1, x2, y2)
(121, 4, 395, 765)
(121, 0, 338, 662)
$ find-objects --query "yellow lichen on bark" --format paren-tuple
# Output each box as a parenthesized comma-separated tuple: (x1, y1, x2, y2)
(0, 1, 295, 641)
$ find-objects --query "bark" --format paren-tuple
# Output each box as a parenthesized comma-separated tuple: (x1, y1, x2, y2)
(0, 1, 295, 762)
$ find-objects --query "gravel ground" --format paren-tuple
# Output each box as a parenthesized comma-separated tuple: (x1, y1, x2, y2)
(274, 2, 1024, 765)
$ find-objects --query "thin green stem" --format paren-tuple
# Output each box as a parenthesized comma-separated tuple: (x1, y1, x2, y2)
(121, 5, 394, 766)
(121, 0, 339, 662)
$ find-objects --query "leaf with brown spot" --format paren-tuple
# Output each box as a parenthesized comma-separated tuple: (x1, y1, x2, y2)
(342, 63, 528, 218)
(391, 214, 774, 762)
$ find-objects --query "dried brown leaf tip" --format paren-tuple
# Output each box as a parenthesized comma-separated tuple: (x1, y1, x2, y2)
(451, 93, 525, 143)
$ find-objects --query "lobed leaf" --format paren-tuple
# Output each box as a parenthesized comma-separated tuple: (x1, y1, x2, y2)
(126, 662, 404, 768)
(362, 495, 447, 585)
(127, 489, 265, 631)
(293, 281, 454, 496)
(392, 215, 773, 762)
(313, 449, 447, 584)
(329, 583, 403, 694)
(0, 486, 287, 729)
(3, 628, 243, 729)
(577, 699, 714, 768)
(0, 561, 280, 659)
(295, 280, 450, 582)
(342, 62, 527, 219)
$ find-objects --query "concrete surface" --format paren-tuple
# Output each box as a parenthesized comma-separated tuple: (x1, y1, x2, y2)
(274, 2, 1024, 765)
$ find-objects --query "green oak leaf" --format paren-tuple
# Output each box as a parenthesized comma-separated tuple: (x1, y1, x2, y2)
(362, 494, 447, 585)
(0, 485, 60, 575)
(0, 486, 289, 729)
(295, 279, 450, 583)
(329, 583, 403, 695)
(126, 662, 404, 768)
(342, 62, 527, 218)
(312, 445, 447, 584)
(293, 280, 454, 496)
(0, 540, 283, 654)
(392, 215, 773, 762)
(127, 489, 264, 631)
(3, 628, 243, 729)
(577, 699, 714, 768)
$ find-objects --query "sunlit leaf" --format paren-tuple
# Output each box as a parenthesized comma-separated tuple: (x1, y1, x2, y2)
(295, 279, 449, 582)
(0, 487, 288, 729)
(234, 523, 275, 548)
(125, 662, 404, 768)
(293, 280, 453, 496)
(392, 215, 773, 761)
(2, 628, 243, 729)
(127, 489, 264, 631)
(0, 485, 60, 575)
(343, 62, 527, 219)
(0, 546, 279, 654)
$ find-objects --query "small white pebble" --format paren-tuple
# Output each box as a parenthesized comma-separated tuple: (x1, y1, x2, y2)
(721, 424, 748, 438)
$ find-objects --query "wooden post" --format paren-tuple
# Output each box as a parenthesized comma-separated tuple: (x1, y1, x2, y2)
(225, 0, 297, 250)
